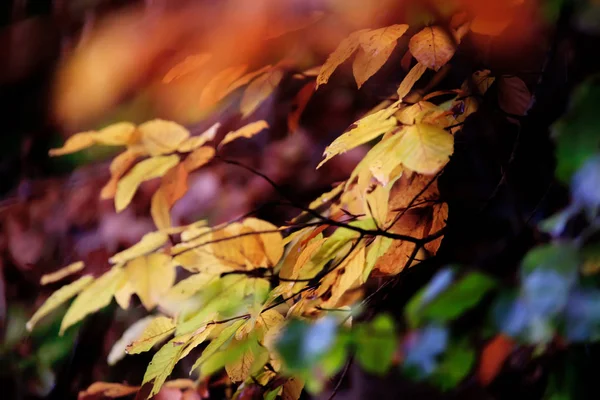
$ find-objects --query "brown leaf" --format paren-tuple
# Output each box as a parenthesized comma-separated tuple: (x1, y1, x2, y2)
(78, 382, 139, 399)
(497, 76, 531, 117)
(288, 81, 315, 133)
(408, 26, 456, 71)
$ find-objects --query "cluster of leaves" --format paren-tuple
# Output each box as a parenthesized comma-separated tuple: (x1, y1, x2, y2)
(25, 3, 600, 399)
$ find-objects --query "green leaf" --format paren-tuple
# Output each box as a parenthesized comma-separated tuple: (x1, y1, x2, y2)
(412, 272, 495, 326)
(142, 334, 192, 397)
(431, 341, 475, 390)
(26, 275, 94, 331)
(126, 316, 176, 354)
(190, 319, 246, 374)
(60, 267, 125, 334)
(521, 243, 580, 276)
(354, 314, 397, 375)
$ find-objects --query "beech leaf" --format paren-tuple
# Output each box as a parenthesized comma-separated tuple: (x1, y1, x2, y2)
(396, 123, 454, 174)
(126, 316, 176, 354)
(219, 120, 269, 148)
(40, 261, 85, 285)
(125, 253, 176, 310)
(138, 119, 190, 156)
(240, 69, 284, 117)
(409, 26, 456, 71)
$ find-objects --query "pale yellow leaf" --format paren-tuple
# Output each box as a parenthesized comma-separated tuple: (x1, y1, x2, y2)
(219, 121, 269, 148)
(160, 273, 219, 306)
(110, 231, 168, 264)
(352, 44, 396, 89)
(40, 261, 85, 285)
(49, 131, 96, 156)
(240, 69, 284, 117)
(26, 275, 94, 331)
(101, 149, 143, 199)
(108, 315, 155, 365)
(138, 120, 190, 156)
(179, 323, 216, 361)
(182, 146, 215, 172)
(396, 123, 453, 174)
(409, 26, 456, 71)
(364, 184, 390, 228)
(150, 188, 171, 231)
(368, 133, 406, 187)
(60, 267, 124, 334)
(115, 154, 180, 212)
(127, 316, 176, 354)
(125, 253, 175, 310)
(396, 101, 439, 125)
(177, 122, 220, 152)
(78, 382, 139, 399)
(94, 122, 137, 145)
(318, 245, 365, 308)
(143, 334, 193, 397)
(317, 108, 397, 169)
(163, 53, 212, 83)
(397, 62, 428, 100)
(364, 236, 393, 281)
(114, 279, 134, 309)
(316, 29, 367, 88)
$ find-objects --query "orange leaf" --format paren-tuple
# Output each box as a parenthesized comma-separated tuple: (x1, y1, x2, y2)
(409, 26, 456, 71)
(183, 146, 215, 172)
(240, 68, 284, 117)
(163, 53, 212, 83)
(288, 81, 316, 133)
(160, 163, 189, 207)
(478, 334, 515, 385)
(78, 382, 139, 399)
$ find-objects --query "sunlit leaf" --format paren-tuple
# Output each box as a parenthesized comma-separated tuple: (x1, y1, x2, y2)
(143, 334, 192, 397)
(395, 123, 453, 174)
(48, 131, 97, 156)
(219, 121, 269, 148)
(125, 253, 176, 310)
(354, 314, 396, 375)
(409, 26, 456, 71)
(190, 319, 246, 373)
(26, 275, 94, 331)
(127, 316, 176, 354)
(163, 53, 212, 83)
(139, 119, 190, 156)
(108, 315, 155, 365)
(182, 146, 215, 172)
(40, 261, 85, 285)
(101, 149, 143, 199)
(60, 267, 125, 334)
(316, 29, 367, 88)
(177, 122, 221, 152)
(110, 231, 169, 264)
(397, 62, 428, 100)
(115, 154, 180, 212)
(199, 65, 248, 110)
(240, 69, 284, 117)
(364, 236, 393, 281)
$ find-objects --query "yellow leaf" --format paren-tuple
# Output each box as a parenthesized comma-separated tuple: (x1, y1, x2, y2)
(179, 323, 216, 360)
(115, 154, 180, 212)
(225, 346, 256, 382)
(317, 108, 397, 169)
(100, 149, 143, 199)
(138, 119, 190, 156)
(396, 101, 439, 125)
(352, 24, 409, 88)
(318, 245, 365, 308)
(242, 218, 284, 267)
(177, 122, 221, 152)
(240, 69, 284, 117)
(26, 275, 94, 331)
(60, 267, 124, 334)
(364, 184, 390, 228)
(396, 123, 453, 174)
(282, 378, 305, 400)
(409, 26, 456, 71)
(94, 122, 137, 145)
(108, 315, 155, 365)
(364, 236, 393, 281)
(160, 273, 219, 307)
(114, 279, 135, 309)
(78, 382, 139, 399)
(40, 261, 85, 285)
(397, 62, 428, 100)
(125, 253, 176, 310)
(150, 188, 171, 231)
(49, 132, 96, 156)
(219, 121, 269, 148)
(316, 29, 367, 88)
(110, 231, 169, 264)
(163, 53, 212, 83)
(143, 335, 193, 397)
(127, 316, 176, 354)
(183, 146, 215, 172)
(199, 65, 248, 110)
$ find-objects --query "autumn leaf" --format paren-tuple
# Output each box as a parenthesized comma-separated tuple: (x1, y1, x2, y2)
(317, 245, 366, 308)
(409, 26, 457, 71)
(101, 149, 143, 199)
(219, 120, 269, 148)
(497, 76, 531, 117)
(115, 154, 180, 212)
(182, 146, 215, 172)
(108, 315, 156, 365)
(177, 122, 220, 152)
(199, 65, 248, 110)
(227, 65, 274, 94)
(160, 163, 189, 207)
(363, 184, 391, 228)
(78, 382, 140, 399)
(397, 63, 428, 101)
(240, 68, 284, 117)
(40, 261, 85, 285)
(110, 231, 169, 265)
(288, 81, 316, 133)
(395, 123, 454, 174)
(143, 335, 193, 397)
(127, 316, 176, 354)
(60, 267, 125, 334)
(49, 122, 136, 156)
(125, 253, 176, 310)
(478, 334, 515, 385)
(317, 107, 397, 169)
(163, 53, 212, 83)
(138, 119, 190, 156)
(26, 275, 94, 331)
(316, 29, 367, 88)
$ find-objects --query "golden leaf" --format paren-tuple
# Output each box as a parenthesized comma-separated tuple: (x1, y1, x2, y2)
(115, 154, 180, 212)
(395, 123, 453, 174)
(316, 29, 367, 88)
(182, 146, 215, 172)
(101, 149, 143, 199)
(143, 335, 193, 397)
(125, 253, 176, 310)
(49, 132, 96, 156)
(219, 120, 269, 148)
(40, 261, 85, 285)
(78, 382, 139, 399)
(94, 122, 137, 145)
(395, 101, 439, 125)
(110, 231, 169, 265)
(177, 122, 221, 152)
(199, 65, 248, 110)
(127, 316, 176, 354)
(240, 68, 284, 117)
(317, 107, 397, 169)
(108, 315, 156, 365)
(317, 245, 365, 308)
(150, 188, 171, 231)
(138, 119, 190, 156)
(160, 163, 189, 207)
(26, 275, 94, 331)
(227, 65, 274, 94)
(363, 184, 391, 228)
(60, 267, 125, 334)
(396, 62, 427, 101)
(163, 53, 212, 83)
(409, 26, 456, 71)
(242, 218, 284, 267)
